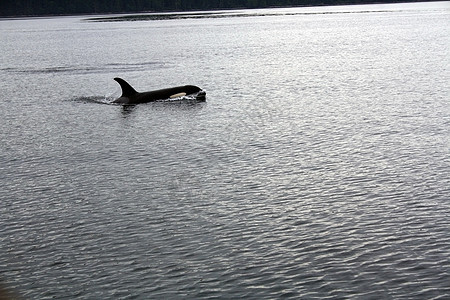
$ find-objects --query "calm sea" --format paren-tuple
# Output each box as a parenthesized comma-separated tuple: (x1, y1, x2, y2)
(1, 2, 449, 299)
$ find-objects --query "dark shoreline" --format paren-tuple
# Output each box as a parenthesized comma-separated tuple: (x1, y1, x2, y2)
(0, 0, 438, 19)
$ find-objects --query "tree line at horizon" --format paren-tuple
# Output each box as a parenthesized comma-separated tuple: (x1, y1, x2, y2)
(0, 0, 428, 17)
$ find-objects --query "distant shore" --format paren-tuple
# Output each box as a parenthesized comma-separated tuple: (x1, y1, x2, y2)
(0, 0, 438, 18)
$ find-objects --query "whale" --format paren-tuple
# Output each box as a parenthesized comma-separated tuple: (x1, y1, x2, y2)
(112, 77, 205, 105)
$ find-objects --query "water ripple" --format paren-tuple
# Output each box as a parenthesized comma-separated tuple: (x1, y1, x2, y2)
(1, 3, 449, 299)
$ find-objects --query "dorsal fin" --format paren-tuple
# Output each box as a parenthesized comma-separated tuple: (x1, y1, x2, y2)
(114, 77, 138, 97)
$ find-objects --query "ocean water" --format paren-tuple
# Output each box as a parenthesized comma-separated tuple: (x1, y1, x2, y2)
(0, 2, 449, 299)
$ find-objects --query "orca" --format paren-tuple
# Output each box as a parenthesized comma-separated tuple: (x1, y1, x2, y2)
(112, 77, 205, 105)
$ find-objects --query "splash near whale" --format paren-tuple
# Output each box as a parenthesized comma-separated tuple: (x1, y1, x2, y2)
(112, 77, 205, 105)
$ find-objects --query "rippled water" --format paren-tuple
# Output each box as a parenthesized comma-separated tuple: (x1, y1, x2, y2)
(1, 2, 449, 299)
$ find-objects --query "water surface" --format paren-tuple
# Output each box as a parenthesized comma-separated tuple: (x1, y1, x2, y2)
(1, 2, 449, 299)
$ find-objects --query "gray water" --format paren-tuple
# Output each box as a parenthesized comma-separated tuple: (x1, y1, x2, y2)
(1, 2, 449, 299)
